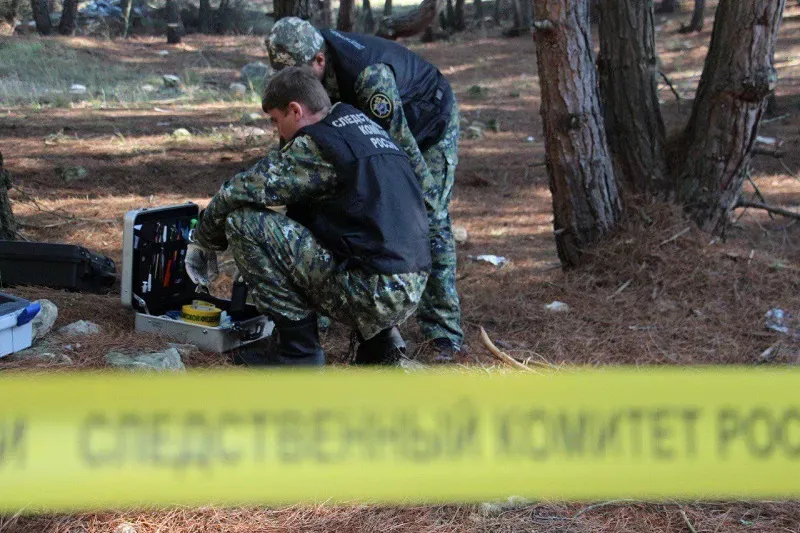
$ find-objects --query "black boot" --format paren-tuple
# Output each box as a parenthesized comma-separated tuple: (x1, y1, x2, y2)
(354, 326, 406, 365)
(231, 313, 325, 367)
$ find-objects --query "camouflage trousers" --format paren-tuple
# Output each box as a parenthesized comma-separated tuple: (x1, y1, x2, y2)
(225, 207, 429, 340)
(416, 101, 463, 349)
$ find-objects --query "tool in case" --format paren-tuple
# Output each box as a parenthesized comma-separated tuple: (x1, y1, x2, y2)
(121, 203, 273, 352)
(0, 241, 116, 293)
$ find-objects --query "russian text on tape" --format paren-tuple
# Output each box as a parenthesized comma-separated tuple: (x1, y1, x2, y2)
(0, 368, 799, 510)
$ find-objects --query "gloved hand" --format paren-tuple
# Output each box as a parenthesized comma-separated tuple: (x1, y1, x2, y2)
(185, 244, 219, 287)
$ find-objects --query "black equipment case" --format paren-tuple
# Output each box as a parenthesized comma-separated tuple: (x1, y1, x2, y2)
(0, 241, 117, 293)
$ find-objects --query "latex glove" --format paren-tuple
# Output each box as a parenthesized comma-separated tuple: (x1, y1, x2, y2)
(185, 244, 219, 287)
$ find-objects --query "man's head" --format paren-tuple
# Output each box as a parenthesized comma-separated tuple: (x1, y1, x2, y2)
(262, 66, 332, 140)
(266, 17, 326, 80)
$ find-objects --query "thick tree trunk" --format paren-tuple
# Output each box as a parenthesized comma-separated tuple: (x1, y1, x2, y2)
(677, 0, 785, 233)
(165, 0, 184, 43)
(0, 154, 17, 241)
(533, 0, 622, 268)
(30, 0, 52, 35)
(474, 0, 483, 24)
(319, 0, 332, 26)
(444, 0, 454, 29)
(376, 0, 439, 39)
(493, 0, 502, 23)
(383, 0, 391, 16)
(361, 0, 375, 32)
(199, 0, 213, 32)
(0, 0, 21, 35)
(57, 0, 77, 35)
(598, 0, 667, 194)
(453, 0, 464, 30)
(680, 0, 704, 33)
(274, 0, 313, 20)
(504, 0, 530, 35)
(337, 0, 354, 30)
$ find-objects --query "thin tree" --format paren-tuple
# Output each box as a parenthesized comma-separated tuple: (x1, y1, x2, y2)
(199, 0, 213, 32)
(0, 154, 17, 241)
(679, 0, 705, 33)
(120, 0, 134, 37)
(376, 0, 440, 39)
(165, 0, 184, 43)
(362, 0, 375, 32)
(337, 0, 354, 30)
(30, 0, 52, 35)
(453, 0, 464, 31)
(57, 0, 78, 35)
(383, 0, 391, 16)
(473, 0, 483, 26)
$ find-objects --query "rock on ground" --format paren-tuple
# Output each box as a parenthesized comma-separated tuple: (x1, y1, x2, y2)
(104, 347, 185, 372)
(58, 320, 102, 336)
(229, 82, 248, 96)
(31, 299, 58, 342)
(162, 74, 182, 89)
(453, 226, 468, 243)
(172, 128, 191, 138)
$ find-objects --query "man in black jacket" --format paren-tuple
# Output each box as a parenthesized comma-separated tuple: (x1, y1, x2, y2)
(266, 18, 463, 361)
(186, 67, 430, 366)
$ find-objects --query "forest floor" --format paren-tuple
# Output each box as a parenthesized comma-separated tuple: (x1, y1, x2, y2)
(3, 4, 800, 532)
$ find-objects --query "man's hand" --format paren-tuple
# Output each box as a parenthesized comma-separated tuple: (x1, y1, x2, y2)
(185, 244, 219, 287)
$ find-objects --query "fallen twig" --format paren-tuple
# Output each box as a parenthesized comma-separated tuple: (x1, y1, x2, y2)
(756, 340, 783, 365)
(752, 147, 784, 158)
(736, 200, 800, 221)
(778, 159, 800, 187)
(659, 227, 691, 246)
(12, 186, 116, 225)
(761, 113, 790, 124)
(479, 327, 538, 373)
(680, 508, 698, 533)
(659, 71, 681, 101)
(607, 279, 632, 300)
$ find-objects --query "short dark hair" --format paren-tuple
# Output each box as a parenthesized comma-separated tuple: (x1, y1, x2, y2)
(262, 66, 331, 114)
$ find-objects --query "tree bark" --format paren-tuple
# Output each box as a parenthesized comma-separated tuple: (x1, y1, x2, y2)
(165, 0, 184, 43)
(533, 0, 622, 268)
(383, 0, 391, 16)
(0, 154, 17, 241)
(598, 0, 667, 194)
(0, 0, 21, 35)
(274, 0, 313, 20)
(493, 0, 501, 23)
(120, 0, 133, 37)
(473, 0, 483, 24)
(198, 0, 212, 32)
(376, 0, 440, 39)
(361, 0, 375, 32)
(337, 0, 354, 30)
(30, 0, 52, 35)
(679, 0, 704, 33)
(57, 0, 77, 35)
(656, 0, 679, 14)
(677, 0, 785, 233)
(453, 0, 465, 30)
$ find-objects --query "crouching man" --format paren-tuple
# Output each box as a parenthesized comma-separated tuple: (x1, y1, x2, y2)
(185, 67, 431, 366)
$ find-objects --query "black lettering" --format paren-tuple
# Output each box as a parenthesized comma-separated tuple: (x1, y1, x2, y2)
(554, 412, 587, 457)
(277, 411, 304, 463)
(150, 412, 170, 466)
(717, 408, 740, 458)
(175, 413, 213, 469)
(313, 411, 342, 463)
(217, 413, 243, 464)
(448, 405, 480, 458)
(780, 408, 800, 457)
(252, 412, 268, 461)
(745, 408, 775, 458)
(525, 410, 548, 460)
(628, 409, 643, 457)
(682, 408, 700, 458)
(80, 414, 114, 467)
(495, 409, 515, 457)
(651, 409, 673, 460)
(595, 412, 621, 456)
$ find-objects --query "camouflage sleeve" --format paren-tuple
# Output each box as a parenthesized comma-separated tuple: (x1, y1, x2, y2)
(194, 135, 338, 250)
(354, 64, 435, 213)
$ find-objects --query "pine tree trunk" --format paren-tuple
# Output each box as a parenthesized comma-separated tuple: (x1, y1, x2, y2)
(0, 0, 21, 35)
(120, 0, 133, 37)
(677, 0, 785, 233)
(362, 0, 375, 32)
(166, 0, 184, 43)
(680, 0, 704, 33)
(656, 0, 679, 14)
(57, 0, 77, 35)
(444, 0, 454, 29)
(453, 0, 464, 30)
(275, 0, 314, 20)
(474, 0, 483, 24)
(199, 0, 212, 32)
(533, 0, 622, 268)
(383, 0, 391, 16)
(337, 0, 354, 30)
(493, 0, 501, 23)
(30, 0, 52, 35)
(0, 154, 17, 241)
(597, 0, 667, 194)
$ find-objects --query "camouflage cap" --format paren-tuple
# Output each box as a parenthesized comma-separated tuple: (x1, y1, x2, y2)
(266, 17, 325, 70)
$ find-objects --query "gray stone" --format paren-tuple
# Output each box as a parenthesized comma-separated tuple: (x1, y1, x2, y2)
(60, 166, 88, 182)
(453, 226, 468, 243)
(162, 74, 182, 89)
(104, 347, 185, 372)
(14, 343, 73, 365)
(114, 523, 138, 533)
(141, 84, 156, 93)
(240, 61, 274, 92)
(69, 84, 87, 95)
(240, 112, 262, 125)
(467, 125, 484, 140)
(172, 128, 191, 139)
(229, 82, 248, 96)
(58, 320, 101, 336)
(31, 299, 58, 342)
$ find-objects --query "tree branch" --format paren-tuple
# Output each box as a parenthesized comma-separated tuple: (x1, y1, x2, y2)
(736, 200, 800, 220)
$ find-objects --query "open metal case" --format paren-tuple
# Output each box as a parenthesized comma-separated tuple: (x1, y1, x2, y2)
(121, 203, 273, 352)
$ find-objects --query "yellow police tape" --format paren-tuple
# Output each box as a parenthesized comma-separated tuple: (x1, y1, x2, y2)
(1, 367, 800, 511)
